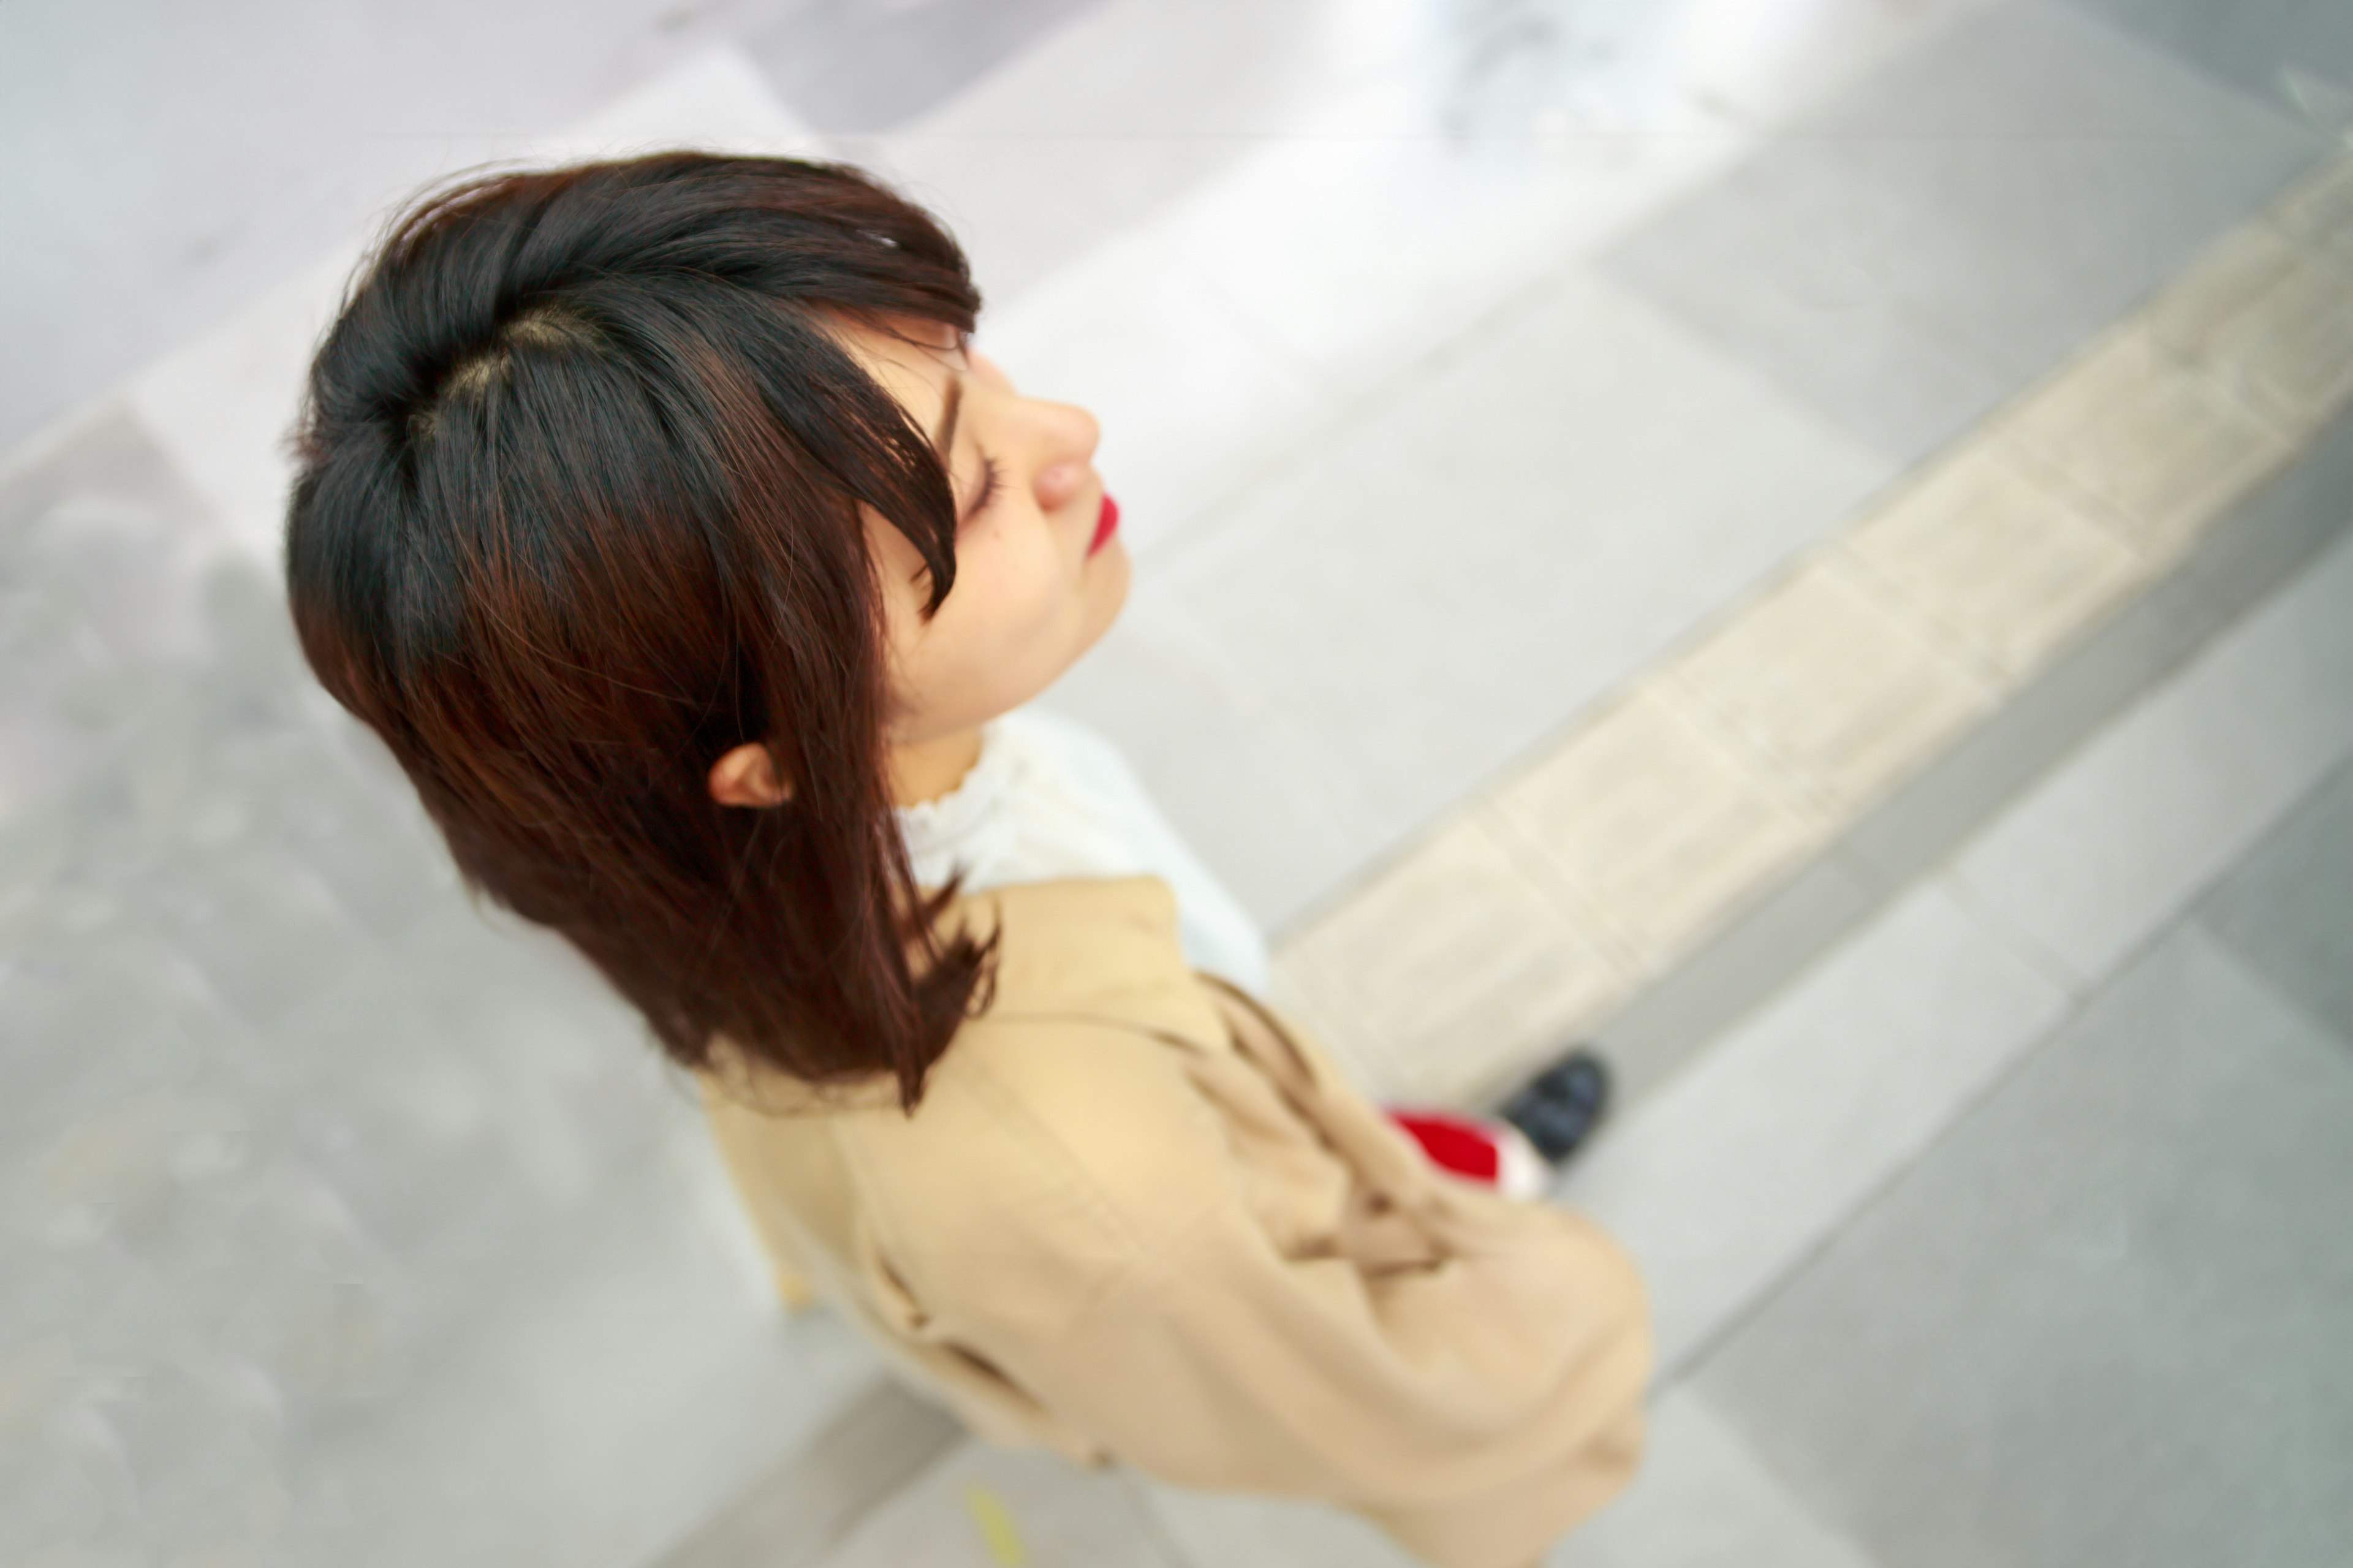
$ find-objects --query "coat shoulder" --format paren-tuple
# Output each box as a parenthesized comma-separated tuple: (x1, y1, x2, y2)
(842, 1004, 1236, 1292)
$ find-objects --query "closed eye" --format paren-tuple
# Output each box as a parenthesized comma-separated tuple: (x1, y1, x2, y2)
(963, 453, 1004, 525)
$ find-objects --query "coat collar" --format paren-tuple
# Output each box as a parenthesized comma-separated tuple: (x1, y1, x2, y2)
(699, 876, 1230, 1116)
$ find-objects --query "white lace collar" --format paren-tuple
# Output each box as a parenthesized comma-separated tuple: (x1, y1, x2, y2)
(893, 712, 1142, 893)
(895, 719, 1018, 884)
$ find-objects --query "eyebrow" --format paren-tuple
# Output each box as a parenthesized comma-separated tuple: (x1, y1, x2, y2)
(933, 373, 969, 510)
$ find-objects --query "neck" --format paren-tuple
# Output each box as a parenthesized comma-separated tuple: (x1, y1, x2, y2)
(887, 724, 986, 808)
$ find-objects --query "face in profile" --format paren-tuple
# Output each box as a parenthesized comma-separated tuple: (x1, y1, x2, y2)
(707, 316, 1129, 811)
(847, 317, 1130, 752)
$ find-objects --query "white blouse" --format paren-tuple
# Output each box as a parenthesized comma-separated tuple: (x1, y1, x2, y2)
(895, 706, 1270, 995)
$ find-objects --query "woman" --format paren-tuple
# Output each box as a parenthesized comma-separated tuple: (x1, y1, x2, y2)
(284, 152, 1648, 1568)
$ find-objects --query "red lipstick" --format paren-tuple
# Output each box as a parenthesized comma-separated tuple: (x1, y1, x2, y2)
(1088, 492, 1120, 556)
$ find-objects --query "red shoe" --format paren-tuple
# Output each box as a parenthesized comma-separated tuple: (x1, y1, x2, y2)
(1385, 1107, 1550, 1200)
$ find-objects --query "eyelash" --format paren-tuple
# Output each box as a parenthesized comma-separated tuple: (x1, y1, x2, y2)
(968, 453, 1005, 520)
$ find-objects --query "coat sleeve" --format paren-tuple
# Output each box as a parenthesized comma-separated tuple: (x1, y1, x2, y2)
(884, 1018, 1651, 1568)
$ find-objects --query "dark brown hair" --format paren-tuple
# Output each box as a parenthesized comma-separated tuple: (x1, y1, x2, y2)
(286, 153, 993, 1110)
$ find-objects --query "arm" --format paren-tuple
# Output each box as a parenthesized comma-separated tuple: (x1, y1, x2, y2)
(866, 1012, 1650, 1568)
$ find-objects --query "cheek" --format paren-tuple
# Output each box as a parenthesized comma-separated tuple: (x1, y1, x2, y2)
(903, 533, 1077, 725)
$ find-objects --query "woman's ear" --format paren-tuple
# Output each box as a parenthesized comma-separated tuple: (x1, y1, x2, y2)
(708, 743, 792, 808)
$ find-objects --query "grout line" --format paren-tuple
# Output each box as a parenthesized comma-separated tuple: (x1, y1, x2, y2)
(1674, 1387, 1898, 1568)
(1656, 963, 2092, 1390)
(644, 1379, 966, 1568)
(1669, 721, 2353, 1390)
(1934, 869, 2092, 1001)
(1476, 797, 1653, 981)
(1115, 1474, 1213, 1568)
(2193, 913, 2353, 1064)
(2182, 750, 2353, 943)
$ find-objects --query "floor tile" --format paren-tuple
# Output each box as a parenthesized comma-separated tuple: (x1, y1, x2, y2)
(1660, 0, 2006, 131)
(1802, 1, 2328, 352)
(280, 1136, 886, 1568)
(1840, 443, 2148, 680)
(1669, 555, 1996, 814)
(1146, 67, 1754, 395)
(0, 404, 233, 817)
(1952, 526, 2353, 984)
(1490, 683, 1828, 973)
(2064, 0, 2353, 129)
(971, 225, 1339, 556)
(1555, 881, 2073, 1373)
(167, 840, 387, 1034)
(2197, 252, 2353, 434)
(2198, 758, 2353, 1042)
(0, 0, 726, 455)
(2167, 406, 2353, 626)
(1839, 557, 2218, 892)
(2001, 325, 2292, 563)
(653, 1382, 964, 1568)
(1605, 0, 2327, 461)
(529, 42, 816, 162)
(9, 1067, 884, 1568)
(1144, 0, 2010, 398)
(1135, 1475, 1426, 1568)
(1696, 928, 2353, 1568)
(1, 931, 246, 1161)
(2143, 160, 2353, 440)
(1275, 816, 1633, 1108)
(2270, 150, 2353, 265)
(221, 727, 461, 947)
(2144, 221, 2309, 356)
(852, 128, 1181, 338)
(1582, 850, 1889, 1110)
(1036, 584, 1390, 935)
(1150, 270, 1889, 858)
(1548, 1389, 1881, 1568)
(816, 1438, 1180, 1568)
(852, 0, 1417, 309)
(1848, 407, 2353, 893)
(1599, 136, 2018, 463)
(743, 0, 1104, 134)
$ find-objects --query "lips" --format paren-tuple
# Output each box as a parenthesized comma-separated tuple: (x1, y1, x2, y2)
(1088, 492, 1120, 556)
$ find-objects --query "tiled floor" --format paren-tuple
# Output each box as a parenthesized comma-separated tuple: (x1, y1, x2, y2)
(0, 408, 882, 1568)
(1267, 146, 2353, 1108)
(2071, 0, 2353, 127)
(1950, 516, 2353, 983)
(1601, 0, 2330, 462)
(1694, 926, 2353, 1568)
(1684, 722, 2353, 1568)
(1572, 525, 2353, 1568)
(6, 2, 2351, 1566)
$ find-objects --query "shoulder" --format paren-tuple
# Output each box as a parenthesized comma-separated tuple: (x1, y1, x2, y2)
(937, 876, 1225, 1043)
(836, 1004, 1239, 1322)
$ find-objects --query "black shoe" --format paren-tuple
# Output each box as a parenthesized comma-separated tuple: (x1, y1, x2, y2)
(1498, 1047, 1612, 1167)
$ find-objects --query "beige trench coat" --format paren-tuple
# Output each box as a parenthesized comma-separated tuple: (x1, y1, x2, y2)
(697, 876, 1651, 1568)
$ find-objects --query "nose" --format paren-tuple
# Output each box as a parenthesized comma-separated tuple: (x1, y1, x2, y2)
(1030, 400, 1100, 512)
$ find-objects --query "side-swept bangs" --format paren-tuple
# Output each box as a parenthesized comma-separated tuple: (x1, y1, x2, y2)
(287, 153, 993, 1109)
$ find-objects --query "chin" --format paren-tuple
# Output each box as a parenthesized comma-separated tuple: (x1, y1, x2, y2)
(1086, 536, 1132, 638)
(1038, 544, 1127, 695)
